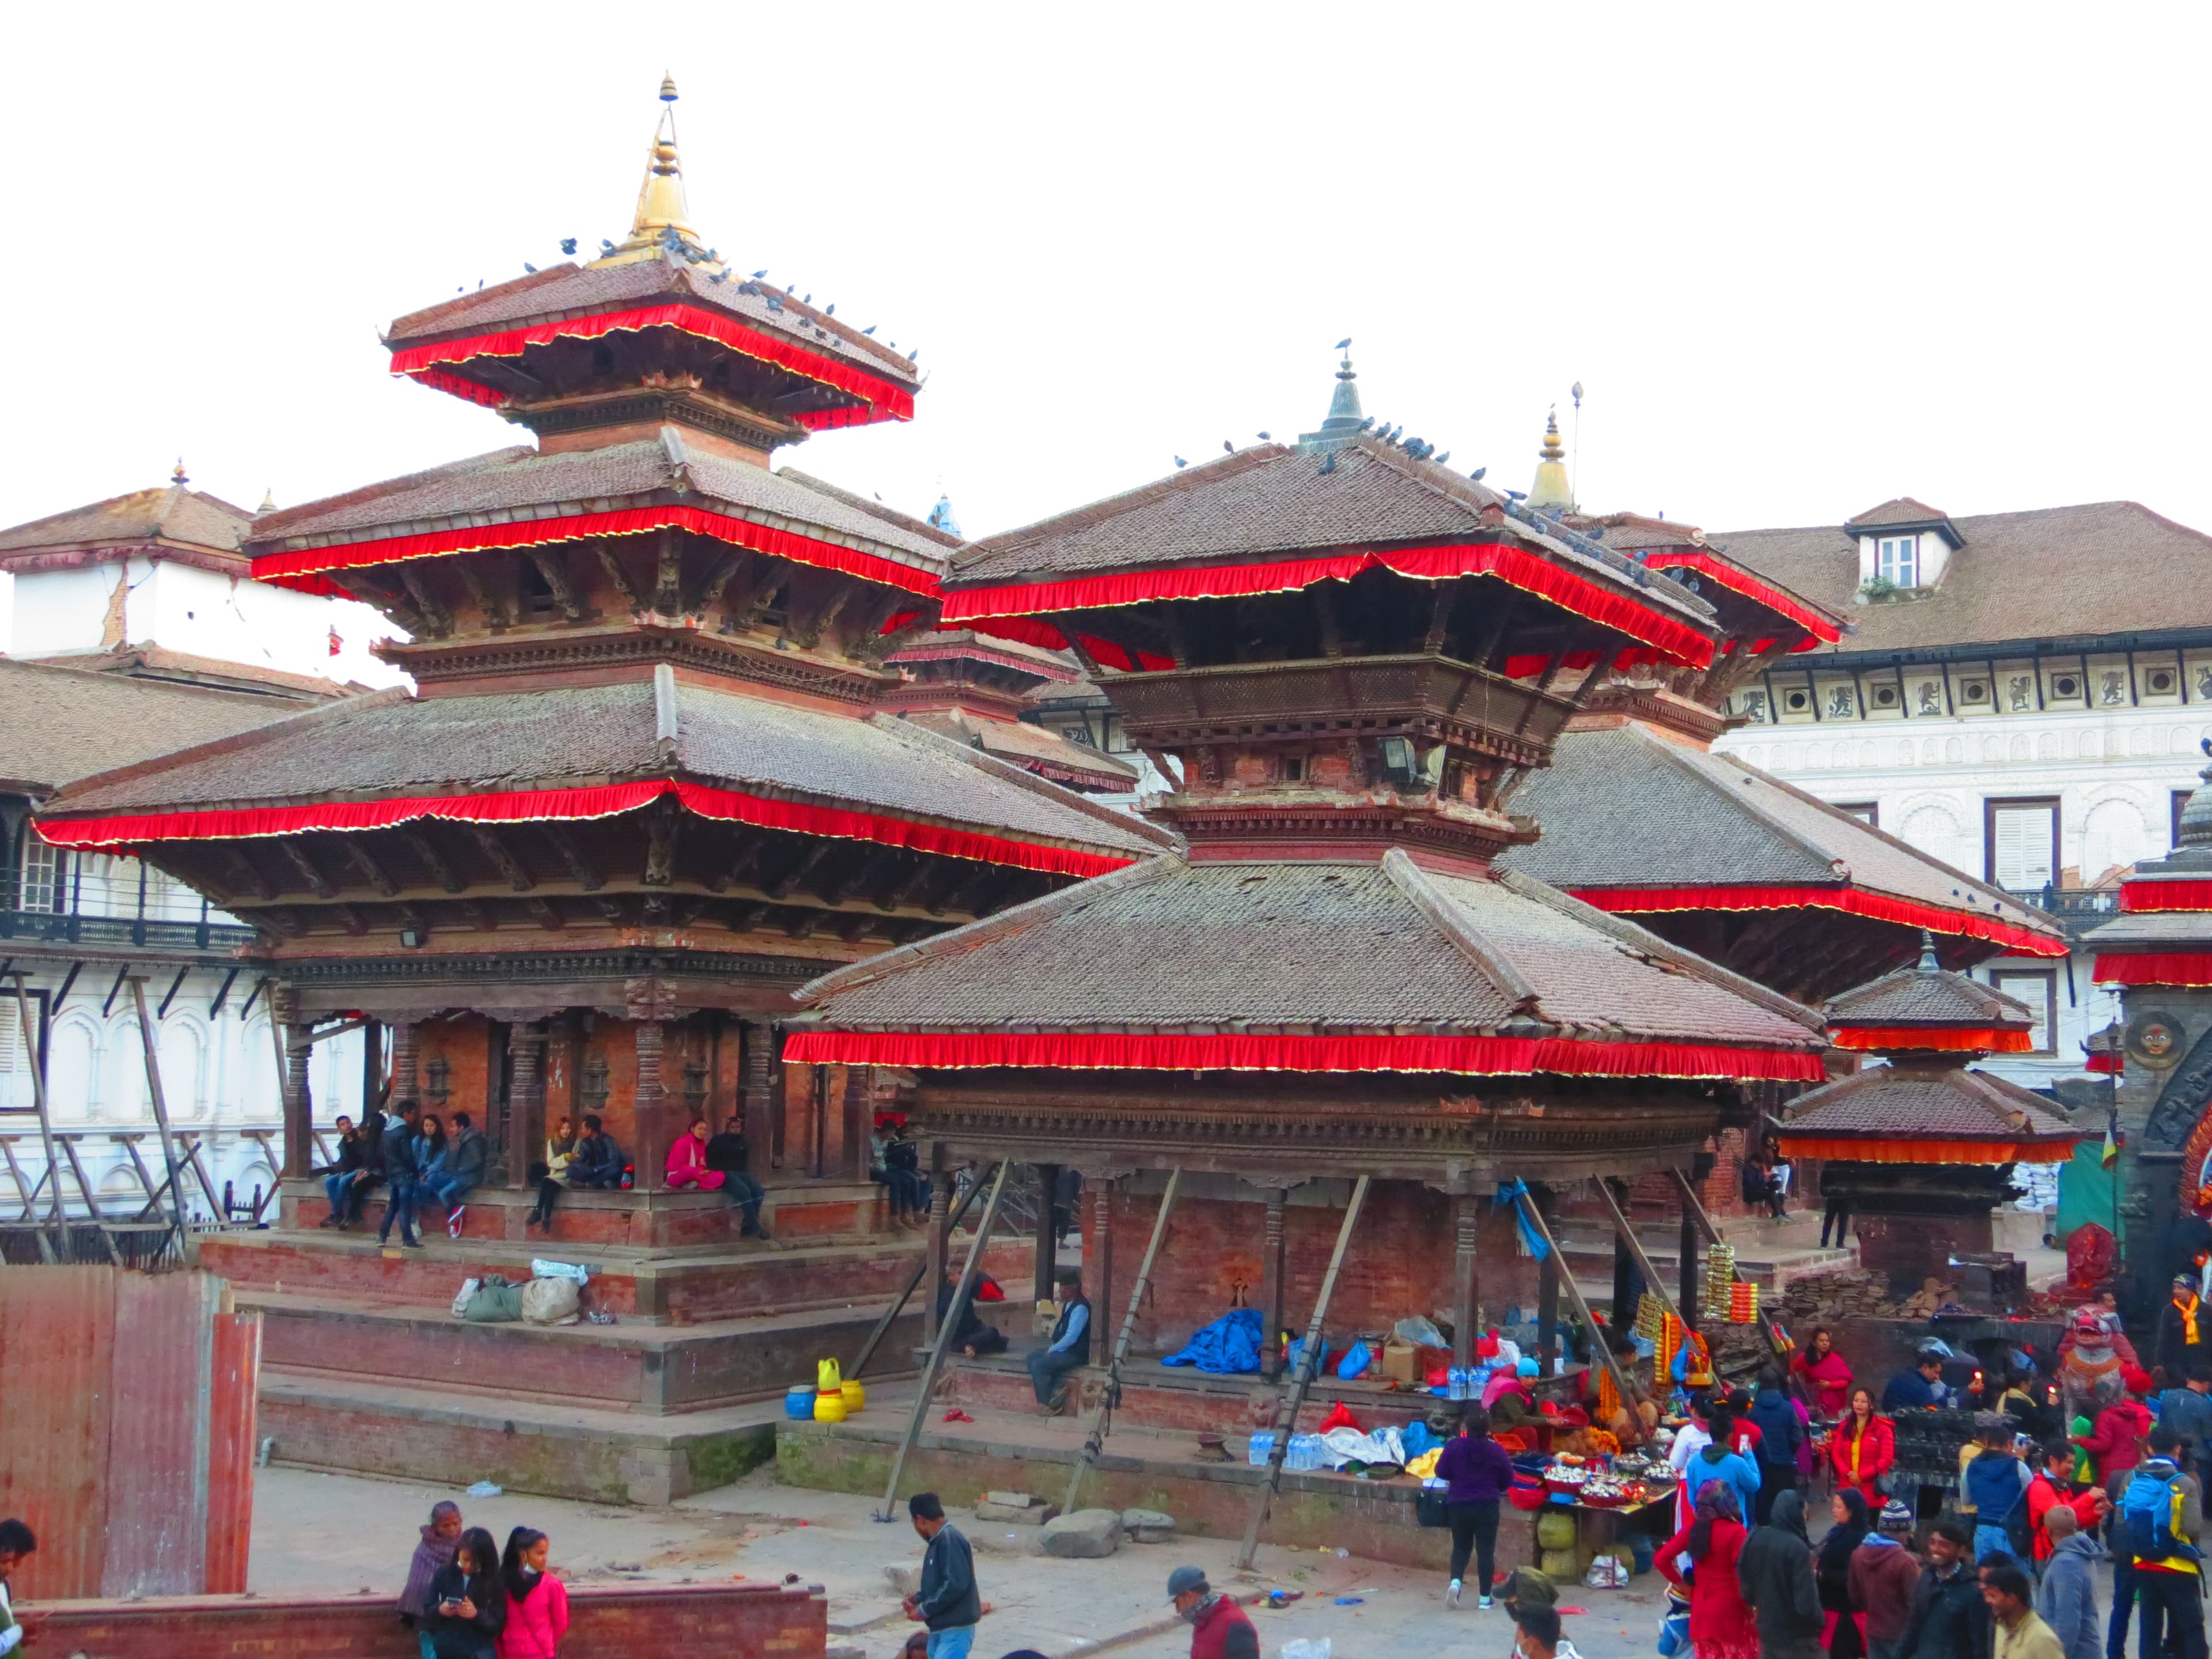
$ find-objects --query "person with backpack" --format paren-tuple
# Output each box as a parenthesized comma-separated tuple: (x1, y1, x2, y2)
(2118, 1424, 2205, 1659)
(1963, 1414, 2033, 1563)
(2158, 1362, 2212, 1483)
(1749, 1368, 1807, 1524)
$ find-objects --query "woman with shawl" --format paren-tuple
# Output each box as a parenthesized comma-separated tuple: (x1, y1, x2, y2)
(1655, 1480, 1759, 1659)
(1815, 1488, 1872, 1659)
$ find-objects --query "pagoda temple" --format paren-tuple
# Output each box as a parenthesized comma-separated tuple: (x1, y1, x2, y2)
(1770, 941, 2082, 1293)
(33, 86, 1166, 1247)
(789, 362, 1831, 1407)
(1508, 505, 2068, 999)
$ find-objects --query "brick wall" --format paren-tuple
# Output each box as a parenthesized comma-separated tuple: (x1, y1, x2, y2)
(1104, 1179, 1543, 1353)
(22, 1581, 825, 1658)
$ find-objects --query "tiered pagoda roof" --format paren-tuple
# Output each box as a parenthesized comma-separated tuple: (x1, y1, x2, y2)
(1772, 945, 2081, 1166)
(2089, 742, 2212, 990)
(794, 365, 1831, 1125)
(32, 82, 1173, 974)
(1504, 504, 2066, 997)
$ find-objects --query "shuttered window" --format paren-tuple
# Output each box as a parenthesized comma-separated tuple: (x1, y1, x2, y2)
(1993, 972, 2055, 1055)
(1986, 798, 2059, 890)
(17, 838, 63, 913)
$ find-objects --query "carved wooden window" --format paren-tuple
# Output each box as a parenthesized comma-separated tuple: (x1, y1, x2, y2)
(581, 1052, 609, 1114)
(424, 1055, 452, 1106)
(683, 1059, 709, 1117)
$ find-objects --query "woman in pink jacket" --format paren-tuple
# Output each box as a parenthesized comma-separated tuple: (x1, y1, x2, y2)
(664, 1119, 726, 1192)
(497, 1528, 569, 1659)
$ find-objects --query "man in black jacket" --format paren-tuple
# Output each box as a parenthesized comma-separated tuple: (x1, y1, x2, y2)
(569, 1115, 624, 1189)
(1747, 1368, 1806, 1524)
(1899, 1520, 1990, 1659)
(376, 1100, 423, 1247)
(903, 1492, 981, 1659)
(1739, 1487, 1824, 1659)
(702, 1123, 770, 1240)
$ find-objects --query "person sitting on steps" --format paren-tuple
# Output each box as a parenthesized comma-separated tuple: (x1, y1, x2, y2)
(1028, 1267, 1092, 1415)
(567, 1115, 624, 1189)
(702, 1118, 771, 1240)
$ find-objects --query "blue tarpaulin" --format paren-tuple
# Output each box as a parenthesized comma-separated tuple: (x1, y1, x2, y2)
(1161, 1308, 1264, 1374)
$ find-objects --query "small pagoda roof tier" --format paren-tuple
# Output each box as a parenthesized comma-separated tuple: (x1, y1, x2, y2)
(2083, 1021, 2123, 1075)
(34, 672, 1170, 955)
(381, 89, 917, 441)
(942, 437, 1725, 675)
(1506, 724, 2066, 997)
(2090, 743, 2212, 988)
(1573, 514, 1848, 654)
(1772, 1069, 2082, 1166)
(790, 850, 1826, 1083)
(878, 623, 1140, 793)
(1823, 948, 2041, 1054)
(887, 705, 1139, 794)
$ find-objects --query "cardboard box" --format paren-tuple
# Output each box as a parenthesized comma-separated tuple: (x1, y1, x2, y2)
(1381, 1338, 1420, 1384)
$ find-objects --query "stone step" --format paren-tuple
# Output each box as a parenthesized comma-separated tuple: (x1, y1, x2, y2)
(256, 1368, 800, 1505)
(241, 1287, 934, 1415)
(200, 1226, 1036, 1323)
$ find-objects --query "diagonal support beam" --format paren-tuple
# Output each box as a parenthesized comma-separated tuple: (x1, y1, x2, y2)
(1237, 1173, 1370, 1570)
(1065, 1167, 1183, 1514)
(402, 828, 466, 893)
(468, 825, 535, 891)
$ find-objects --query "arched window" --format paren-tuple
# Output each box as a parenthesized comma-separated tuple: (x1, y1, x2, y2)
(2081, 799, 2149, 885)
(48, 1015, 99, 1123)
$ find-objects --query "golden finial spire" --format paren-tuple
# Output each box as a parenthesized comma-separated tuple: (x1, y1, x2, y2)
(590, 76, 715, 269)
(1528, 407, 1574, 510)
(171, 457, 190, 487)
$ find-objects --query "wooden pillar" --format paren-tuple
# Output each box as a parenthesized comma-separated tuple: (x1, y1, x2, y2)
(842, 1066, 872, 1183)
(1259, 1187, 1289, 1380)
(1034, 1162, 1062, 1302)
(922, 1142, 952, 1344)
(739, 1021, 779, 1164)
(1680, 1209, 1701, 1331)
(1452, 1192, 1482, 1366)
(506, 1022, 545, 1191)
(633, 1018, 672, 1191)
(1613, 1233, 1639, 1327)
(359, 1020, 384, 1118)
(282, 1022, 313, 1181)
(1090, 1177, 1115, 1358)
(390, 1020, 420, 1105)
(1535, 1183, 1560, 1372)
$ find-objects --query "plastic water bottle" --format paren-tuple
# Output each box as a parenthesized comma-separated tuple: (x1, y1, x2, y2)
(1249, 1433, 1275, 1466)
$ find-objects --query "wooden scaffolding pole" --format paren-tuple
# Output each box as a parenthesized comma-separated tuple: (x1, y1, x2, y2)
(10, 974, 69, 1256)
(1237, 1173, 1370, 1571)
(1513, 1185, 1637, 1413)
(847, 1171, 993, 1380)
(129, 976, 194, 1263)
(1592, 1176, 1681, 1326)
(874, 1162, 1012, 1522)
(1063, 1167, 1182, 1515)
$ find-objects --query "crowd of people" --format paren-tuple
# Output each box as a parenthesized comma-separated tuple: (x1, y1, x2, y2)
(399, 1501, 570, 1658)
(313, 1099, 782, 1244)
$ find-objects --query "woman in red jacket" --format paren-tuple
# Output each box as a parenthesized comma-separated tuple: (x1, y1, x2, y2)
(1657, 1480, 1758, 1659)
(2071, 1384, 2152, 1492)
(1828, 1386, 1895, 1501)
(497, 1528, 570, 1659)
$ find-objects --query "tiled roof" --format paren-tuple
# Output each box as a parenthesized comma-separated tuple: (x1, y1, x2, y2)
(775, 472, 964, 551)
(2083, 911, 2212, 946)
(1846, 497, 1952, 528)
(1824, 964, 2035, 1028)
(897, 709, 1138, 786)
(249, 440, 950, 574)
(0, 484, 253, 557)
(1503, 724, 2063, 943)
(385, 256, 920, 390)
(0, 660, 316, 795)
(888, 628, 1081, 680)
(1780, 1063, 2080, 1142)
(41, 680, 1165, 862)
(799, 853, 1821, 1050)
(1714, 501, 2212, 654)
(949, 440, 1715, 628)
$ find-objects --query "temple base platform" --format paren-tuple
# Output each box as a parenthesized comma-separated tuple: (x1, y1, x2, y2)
(203, 1190, 1039, 1504)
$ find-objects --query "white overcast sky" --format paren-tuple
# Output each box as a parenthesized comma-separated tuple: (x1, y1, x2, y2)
(3, 3, 2209, 572)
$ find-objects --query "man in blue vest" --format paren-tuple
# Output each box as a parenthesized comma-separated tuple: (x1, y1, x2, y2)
(1028, 1268, 1092, 1415)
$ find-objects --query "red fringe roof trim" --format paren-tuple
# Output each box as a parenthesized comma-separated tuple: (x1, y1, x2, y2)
(2092, 952, 2212, 987)
(1827, 1026, 2035, 1053)
(940, 544, 1719, 669)
(2085, 1052, 2123, 1075)
(1771, 1135, 2078, 1166)
(1641, 550, 1844, 645)
(782, 1029, 1827, 1081)
(389, 304, 916, 426)
(2119, 879, 2212, 913)
(253, 505, 941, 598)
(1567, 884, 2067, 959)
(35, 780, 1134, 879)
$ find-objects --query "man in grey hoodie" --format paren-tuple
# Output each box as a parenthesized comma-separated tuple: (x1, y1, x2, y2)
(2033, 1506, 2102, 1659)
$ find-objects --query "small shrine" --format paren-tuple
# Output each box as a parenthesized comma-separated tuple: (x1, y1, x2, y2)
(1772, 939, 2084, 1298)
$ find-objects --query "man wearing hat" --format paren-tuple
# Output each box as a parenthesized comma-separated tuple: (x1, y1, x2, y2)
(1167, 1567, 1256, 1659)
(1850, 1501, 1923, 1659)
(2157, 1273, 2210, 1382)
